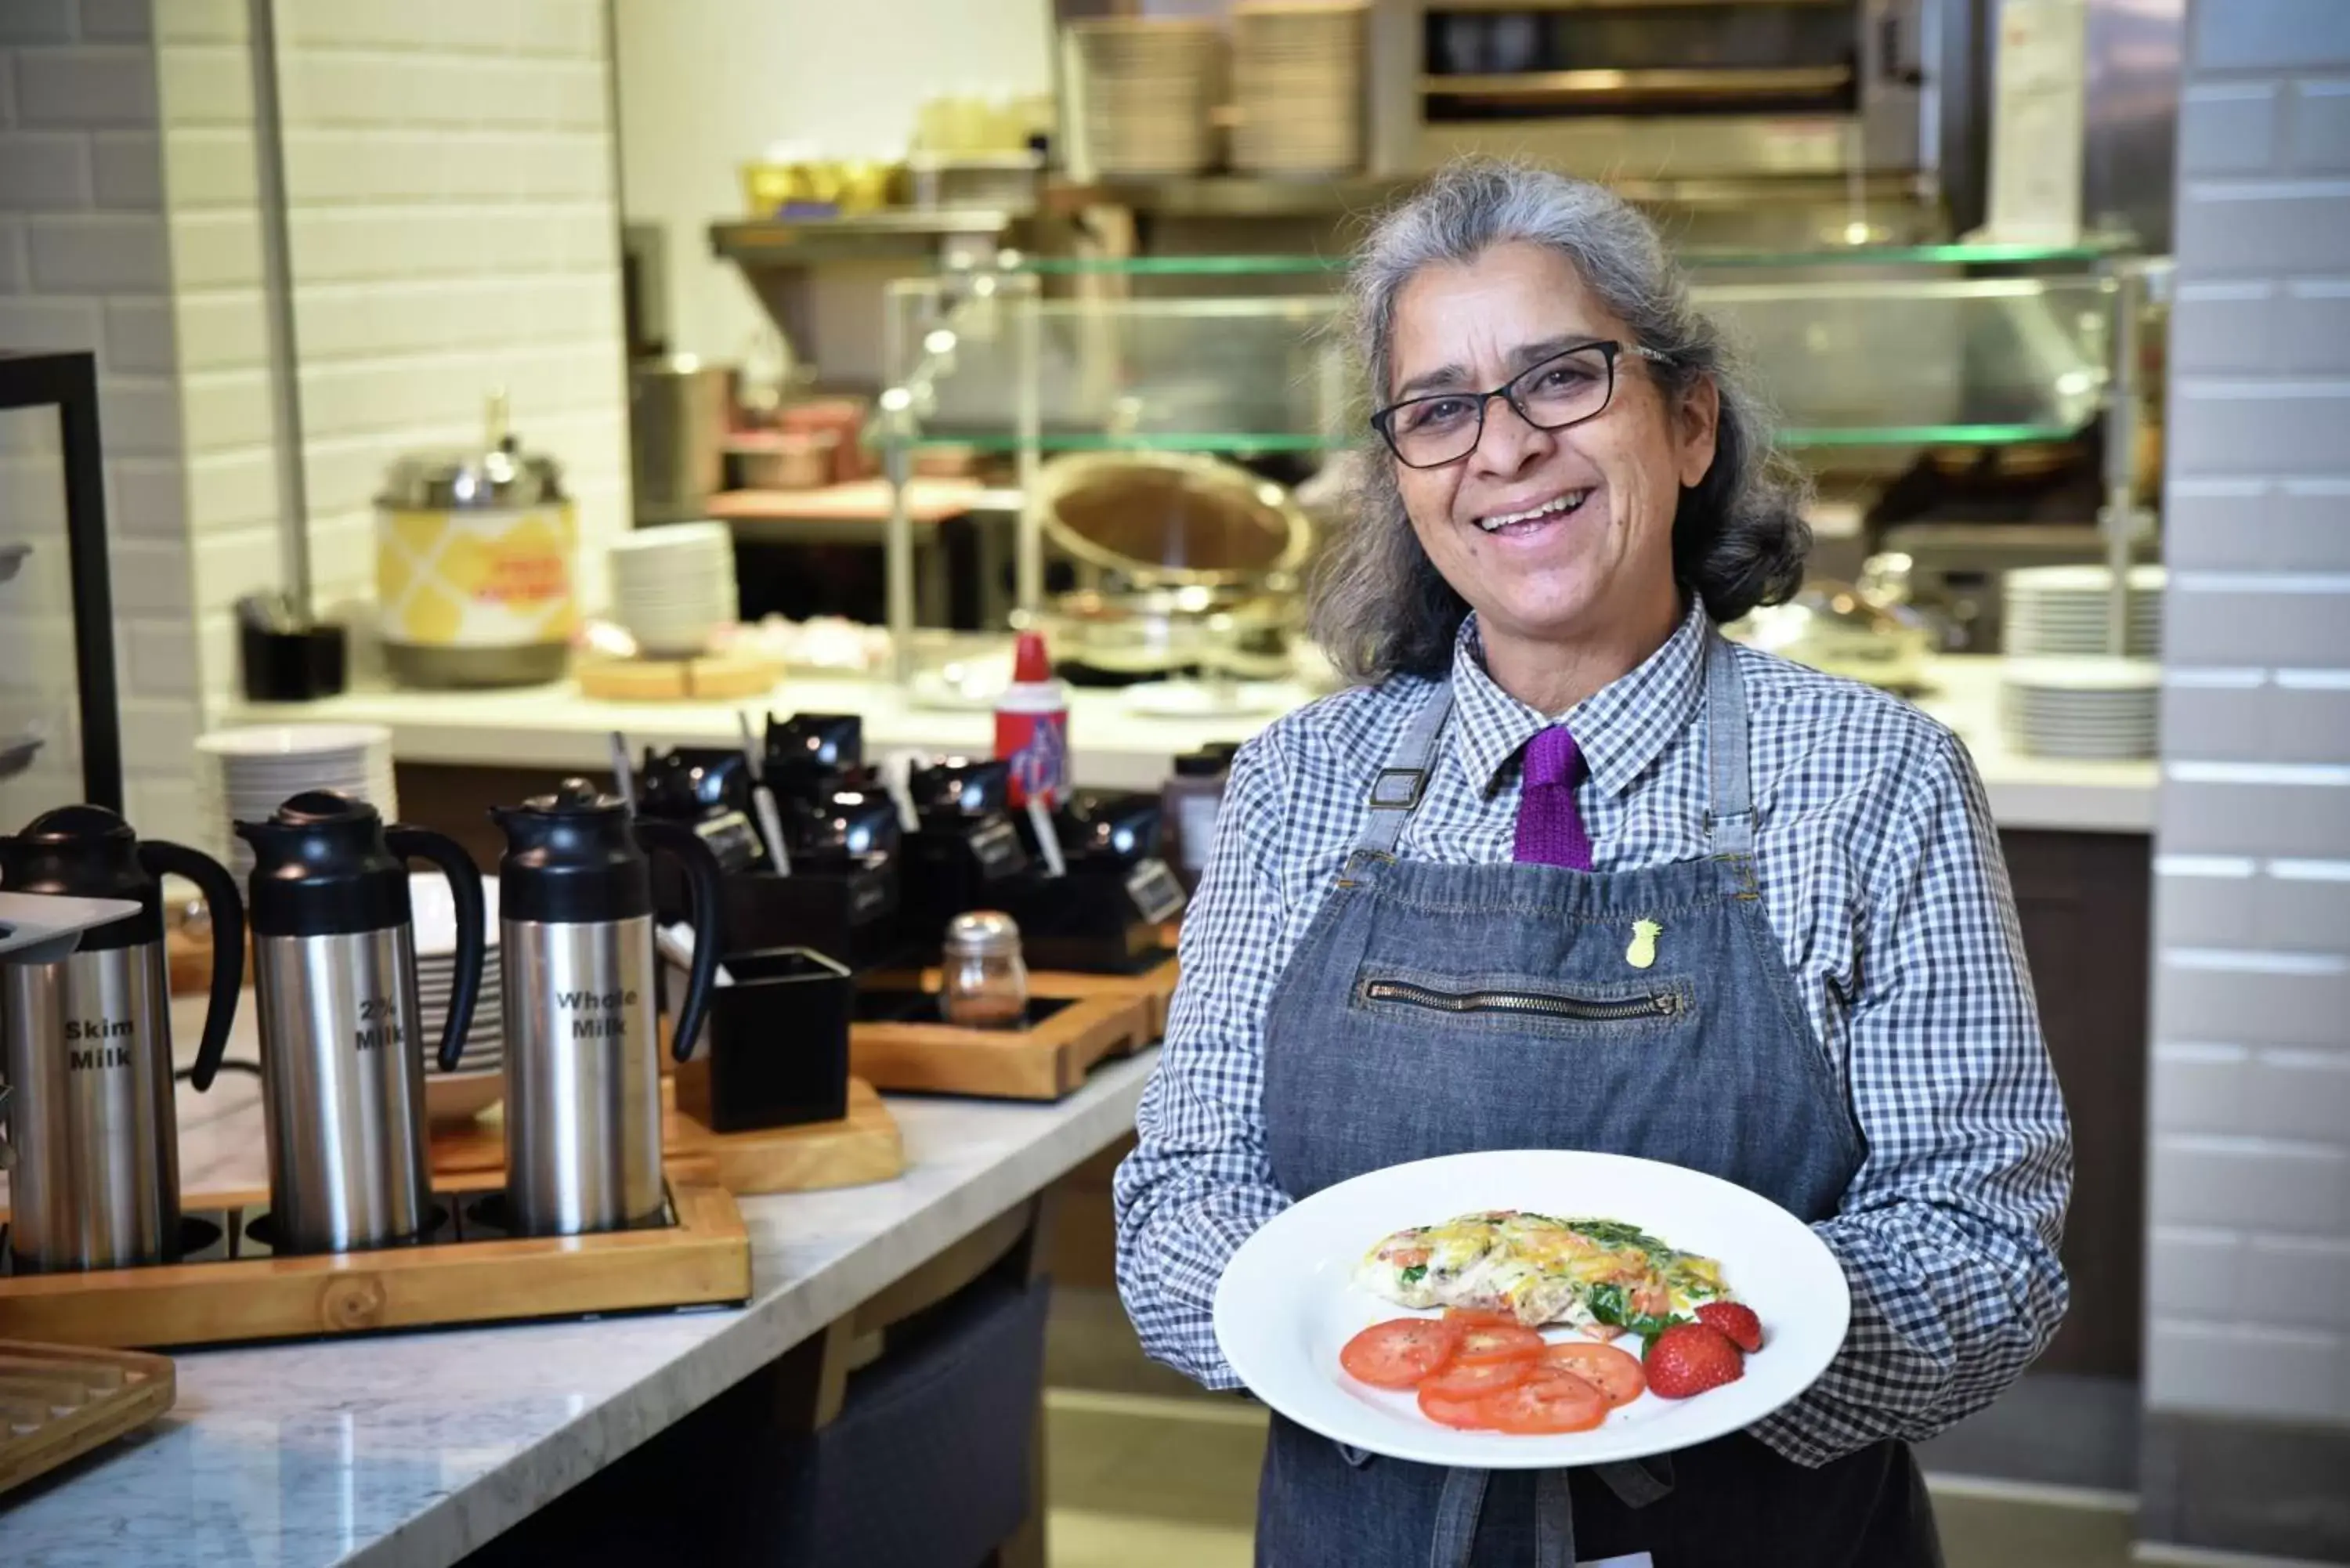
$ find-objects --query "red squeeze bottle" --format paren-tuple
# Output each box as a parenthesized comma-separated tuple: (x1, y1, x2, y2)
(995, 631, 1069, 810)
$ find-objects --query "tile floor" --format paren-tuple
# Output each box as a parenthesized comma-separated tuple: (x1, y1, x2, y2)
(1042, 1390, 2139, 1568)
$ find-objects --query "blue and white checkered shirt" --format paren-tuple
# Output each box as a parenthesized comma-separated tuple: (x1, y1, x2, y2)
(1114, 598, 2072, 1467)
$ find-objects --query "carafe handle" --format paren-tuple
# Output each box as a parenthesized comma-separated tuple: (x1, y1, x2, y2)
(140, 840, 248, 1093)
(634, 818, 723, 1062)
(386, 825, 487, 1075)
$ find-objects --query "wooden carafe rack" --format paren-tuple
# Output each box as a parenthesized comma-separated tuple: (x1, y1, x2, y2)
(0, 1178, 750, 1352)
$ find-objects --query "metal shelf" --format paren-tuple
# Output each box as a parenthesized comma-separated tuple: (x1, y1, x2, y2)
(710, 211, 1014, 266)
(1420, 67, 1853, 102)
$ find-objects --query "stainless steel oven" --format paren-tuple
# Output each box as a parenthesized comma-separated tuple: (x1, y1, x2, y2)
(1366, 0, 1940, 185)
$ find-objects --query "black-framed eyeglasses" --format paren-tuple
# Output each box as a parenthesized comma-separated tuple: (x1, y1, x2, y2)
(1370, 340, 1672, 469)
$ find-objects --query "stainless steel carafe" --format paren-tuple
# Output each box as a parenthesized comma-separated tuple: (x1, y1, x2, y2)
(237, 791, 485, 1253)
(490, 779, 721, 1236)
(0, 807, 245, 1270)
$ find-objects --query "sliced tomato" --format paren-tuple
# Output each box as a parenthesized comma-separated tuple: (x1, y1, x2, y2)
(1419, 1353, 1535, 1401)
(1454, 1324, 1545, 1366)
(1443, 1306, 1518, 1328)
(1542, 1341, 1647, 1407)
(1474, 1367, 1610, 1434)
(1339, 1317, 1463, 1389)
(1418, 1382, 1499, 1430)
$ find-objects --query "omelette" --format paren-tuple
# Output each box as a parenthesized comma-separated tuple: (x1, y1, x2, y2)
(1356, 1209, 1730, 1335)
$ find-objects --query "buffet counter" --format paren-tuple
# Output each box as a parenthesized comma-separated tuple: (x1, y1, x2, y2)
(226, 653, 2157, 834)
(0, 1006, 1158, 1568)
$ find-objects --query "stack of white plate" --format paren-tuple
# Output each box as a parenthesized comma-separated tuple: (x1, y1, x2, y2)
(610, 522, 737, 658)
(2002, 565, 2164, 658)
(411, 872, 504, 1079)
(1069, 19, 1225, 177)
(1231, 2, 1366, 175)
(1999, 657, 2160, 761)
(197, 724, 396, 876)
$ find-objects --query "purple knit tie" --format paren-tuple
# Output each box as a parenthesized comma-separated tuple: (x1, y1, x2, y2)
(1513, 726, 1593, 871)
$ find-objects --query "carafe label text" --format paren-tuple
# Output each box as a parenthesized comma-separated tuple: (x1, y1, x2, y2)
(67, 1042, 133, 1070)
(559, 988, 637, 1042)
(63, 1017, 131, 1042)
(353, 997, 401, 1051)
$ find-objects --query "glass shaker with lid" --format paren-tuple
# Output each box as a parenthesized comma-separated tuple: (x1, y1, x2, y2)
(940, 910, 1028, 1028)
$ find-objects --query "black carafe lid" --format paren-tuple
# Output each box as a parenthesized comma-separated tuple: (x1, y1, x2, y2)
(0, 805, 161, 949)
(237, 790, 412, 938)
(490, 778, 652, 924)
(910, 756, 1012, 826)
(1061, 791, 1166, 865)
(765, 713, 863, 797)
(794, 789, 902, 865)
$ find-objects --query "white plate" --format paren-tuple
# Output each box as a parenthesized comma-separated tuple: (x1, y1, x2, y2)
(197, 724, 391, 758)
(1213, 1149, 1849, 1470)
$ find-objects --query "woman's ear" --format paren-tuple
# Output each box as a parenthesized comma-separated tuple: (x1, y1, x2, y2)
(1675, 375, 1721, 490)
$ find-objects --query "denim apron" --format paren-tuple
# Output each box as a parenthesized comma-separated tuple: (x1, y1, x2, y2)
(1254, 633, 1942, 1568)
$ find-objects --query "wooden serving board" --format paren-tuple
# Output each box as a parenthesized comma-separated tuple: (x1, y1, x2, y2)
(576, 648, 782, 701)
(873, 956, 1182, 1039)
(0, 1341, 175, 1497)
(422, 1079, 906, 1197)
(0, 1183, 750, 1351)
(666, 1071, 906, 1194)
(849, 991, 1152, 1100)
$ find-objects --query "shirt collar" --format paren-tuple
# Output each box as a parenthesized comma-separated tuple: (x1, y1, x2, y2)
(1447, 597, 1711, 800)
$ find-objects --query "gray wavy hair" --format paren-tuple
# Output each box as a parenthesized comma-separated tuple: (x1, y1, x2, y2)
(1310, 159, 1810, 682)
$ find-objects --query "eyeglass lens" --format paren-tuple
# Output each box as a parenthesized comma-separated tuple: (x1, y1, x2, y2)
(1384, 344, 1618, 468)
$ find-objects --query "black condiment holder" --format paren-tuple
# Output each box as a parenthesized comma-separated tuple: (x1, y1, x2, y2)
(898, 757, 1031, 955)
(692, 945, 853, 1132)
(993, 789, 1185, 974)
(717, 860, 905, 974)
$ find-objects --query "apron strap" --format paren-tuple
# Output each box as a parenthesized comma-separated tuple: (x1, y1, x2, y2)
(1354, 682, 1455, 865)
(1702, 629, 1756, 858)
(1428, 1467, 1490, 1568)
(1533, 1469, 1576, 1568)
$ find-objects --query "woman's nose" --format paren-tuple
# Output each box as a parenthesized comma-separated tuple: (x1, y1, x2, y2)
(1466, 393, 1551, 478)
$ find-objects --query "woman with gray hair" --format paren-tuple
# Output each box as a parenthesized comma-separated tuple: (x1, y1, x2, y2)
(1114, 160, 2071, 1566)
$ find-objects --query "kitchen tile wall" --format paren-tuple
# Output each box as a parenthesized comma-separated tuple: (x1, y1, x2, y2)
(157, 0, 630, 714)
(2146, 0, 2350, 1555)
(0, 0, 208, 846)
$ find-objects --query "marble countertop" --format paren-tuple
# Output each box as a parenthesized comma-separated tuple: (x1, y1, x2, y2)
(0, 1000, 1157, 1568)
(222, 652, 2155, 834)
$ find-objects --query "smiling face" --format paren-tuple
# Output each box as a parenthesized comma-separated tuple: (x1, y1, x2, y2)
(1384, 241, 1718, 685)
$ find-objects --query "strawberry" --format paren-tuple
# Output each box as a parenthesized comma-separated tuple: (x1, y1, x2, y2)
(1696, 1301, 1764, 1354)
(1643, 1323, 1744, 1399)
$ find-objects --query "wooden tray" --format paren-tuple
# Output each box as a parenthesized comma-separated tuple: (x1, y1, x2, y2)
(874, 956, 1181, 1038)
(667, 1071, 906, 1194)
(424, 1079, 907, 1197)
(0, 1341, 175, 1498)
(577, 648, 781, 701)
(0, 1183, 750, 1351)
(849, 991, 1152, 1100)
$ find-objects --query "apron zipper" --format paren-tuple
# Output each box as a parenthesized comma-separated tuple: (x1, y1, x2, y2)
(1360, 977, 1683, 1022)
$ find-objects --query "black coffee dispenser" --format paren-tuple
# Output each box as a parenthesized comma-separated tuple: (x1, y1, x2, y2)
(899, 757, 1031, 953)
(999, 789, 1185, 973)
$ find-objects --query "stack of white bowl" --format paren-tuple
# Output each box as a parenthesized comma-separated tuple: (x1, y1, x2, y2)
(411, 872, 505, 1124)
(2002, 564, 2164, 658)
(610, 522, 738, 658)
(1231, 2, 1367, 175)
(1068, 19, 1225, 177)
(197, 724, 396, 876)
(1999, 657, 2160, 761)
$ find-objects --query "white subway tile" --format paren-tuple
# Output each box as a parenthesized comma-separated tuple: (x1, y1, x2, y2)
(2147, 1228, 2245, 1320)
(548, 61, 606, 130)
(184, 443, 277, 529)
(2180, 84, 2280, 175)
(2284, 280, 2350, 377)
(157, 124, 253, 207)
(2243, 1050, 2350, 1144)
(2249, 1235, 2350, 1330)
(0, 219, 24, 289)
(122, 614, 201, 697)
(165, 208, 260, 287)
(177, 367, 272, 450)
(155, 41, 251, 125)
(2146, 1320, 2345, 1421)
(0, 130, 94, 208)
(425, 0, 519, 53)
(170, 284, 265, 369)
(2193, 0, 2350, 72)
(0, 1, 78, 45)
(108, 534, 193, 612)
(0, 450, 66, 534)
(89, 127, 161, 207)
(2179, 179, 2350, 278)
(154, 0, 245, 45)
(2148, 1134, 2350, 1233)
(102, 294, 175, 371)
(78, 0, 156, 42)
(193, 607, 236, 699)
(97, 371, 180, 453)
(16, 45, 160, 127)
(0, 295, 103, 352)
(2293, 81, 2350, 175)
(123, 775, 206, 846)
(120, 692, 199, 758)
(187, 515, 277, 605)
(0, 54, 16, 128)
(2152, 1042, 2254, 1135)
(25, 211, 167, 289)
(107, 454, 184, 538)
